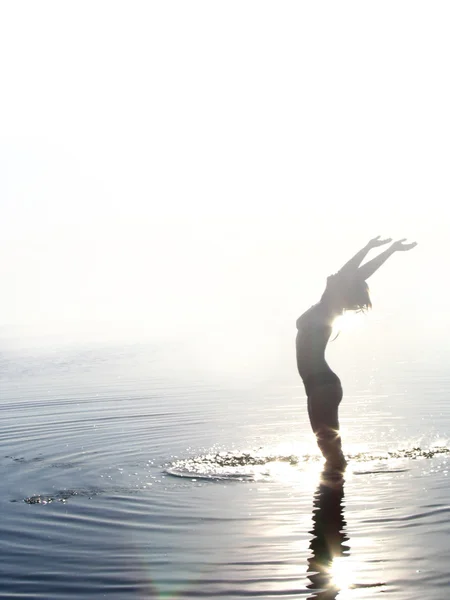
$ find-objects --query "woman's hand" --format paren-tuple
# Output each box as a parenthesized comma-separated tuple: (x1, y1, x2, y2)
(391, 239, 418, 251)
(367, 235, 393, 249)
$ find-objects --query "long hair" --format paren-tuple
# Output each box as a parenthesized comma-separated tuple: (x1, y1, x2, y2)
(348, 277, 372, 312)
(321, 274, 372, 312)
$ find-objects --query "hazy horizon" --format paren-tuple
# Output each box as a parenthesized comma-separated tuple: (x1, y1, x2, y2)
(1, 2, 448, 359)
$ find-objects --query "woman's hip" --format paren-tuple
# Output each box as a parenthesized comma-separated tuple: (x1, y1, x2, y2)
(307, 381, 343, 407)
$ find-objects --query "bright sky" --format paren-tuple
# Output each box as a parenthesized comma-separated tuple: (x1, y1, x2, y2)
(0, 2, 449, 362)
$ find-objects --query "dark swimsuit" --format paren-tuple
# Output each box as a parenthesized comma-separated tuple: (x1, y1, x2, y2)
(296, 304, 341, 396)
(303, 371, 341, 397)
(296, 302, 346, 467)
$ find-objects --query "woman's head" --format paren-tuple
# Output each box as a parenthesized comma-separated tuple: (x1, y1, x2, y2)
(322, 274, 372, 312)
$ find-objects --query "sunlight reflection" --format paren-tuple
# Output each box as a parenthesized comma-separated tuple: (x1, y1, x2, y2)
(343, 442, 370, 456)
(253, 440, 324, 486)
(330, 556, 354, 591)
(262, 457, 323, 486)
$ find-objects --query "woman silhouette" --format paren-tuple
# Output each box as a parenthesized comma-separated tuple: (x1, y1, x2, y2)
(296, 237, 417, 470)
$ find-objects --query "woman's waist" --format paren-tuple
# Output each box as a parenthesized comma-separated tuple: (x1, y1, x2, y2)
(296, 351, 330, 375)
(300, 369, 341, 393)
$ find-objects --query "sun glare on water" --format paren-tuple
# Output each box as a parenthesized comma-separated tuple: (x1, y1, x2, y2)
(330, 556, 355, 591)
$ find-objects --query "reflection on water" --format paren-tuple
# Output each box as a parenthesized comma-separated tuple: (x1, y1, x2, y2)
(307, 469, 388, 598)
(307, 470, 349, 599)
(1, 344, 450, 599)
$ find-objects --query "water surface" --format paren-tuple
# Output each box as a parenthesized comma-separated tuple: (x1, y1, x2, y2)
(0, 342, 448, 599)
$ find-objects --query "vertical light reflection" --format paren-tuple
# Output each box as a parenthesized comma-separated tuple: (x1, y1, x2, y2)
(306, 470, 349, 598)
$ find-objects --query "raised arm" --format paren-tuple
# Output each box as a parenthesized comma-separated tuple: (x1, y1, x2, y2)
(357, 239, 417, 280)
(338, 236, 392, 275)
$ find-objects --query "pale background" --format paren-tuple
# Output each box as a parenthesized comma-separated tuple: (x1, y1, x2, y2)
(1, 1, 448, 373)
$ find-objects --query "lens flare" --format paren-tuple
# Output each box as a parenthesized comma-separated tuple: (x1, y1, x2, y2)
(329, 556, 354, 591)
(332, 311, 364, 336)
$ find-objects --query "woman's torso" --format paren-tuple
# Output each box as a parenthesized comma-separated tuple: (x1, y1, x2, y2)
(296, 303, 341, 394)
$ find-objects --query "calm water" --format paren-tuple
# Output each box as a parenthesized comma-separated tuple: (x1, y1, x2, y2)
(0, 340, 449, 599)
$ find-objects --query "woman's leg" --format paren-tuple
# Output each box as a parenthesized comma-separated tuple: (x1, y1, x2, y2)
(307, 383, 346, 468)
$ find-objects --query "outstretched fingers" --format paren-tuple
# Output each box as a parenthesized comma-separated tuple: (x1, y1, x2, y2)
(368, 235, 393, 248)
(392, 239, 418, 251)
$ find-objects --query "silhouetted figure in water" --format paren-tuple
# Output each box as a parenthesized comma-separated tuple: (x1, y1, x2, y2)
(307, 471, 348, 599)
(296, 237, 417, 469)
